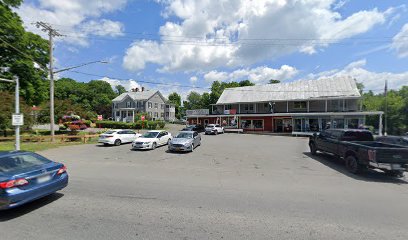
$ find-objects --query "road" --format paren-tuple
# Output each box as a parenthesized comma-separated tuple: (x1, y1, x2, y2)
(1, 133, 408, 239)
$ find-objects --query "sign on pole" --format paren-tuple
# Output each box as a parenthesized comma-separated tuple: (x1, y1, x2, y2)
(12, 114, 24, 126)
(97, 115, 103, 121)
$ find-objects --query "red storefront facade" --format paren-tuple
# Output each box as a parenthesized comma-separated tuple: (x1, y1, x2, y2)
(187, 115, 293, 133)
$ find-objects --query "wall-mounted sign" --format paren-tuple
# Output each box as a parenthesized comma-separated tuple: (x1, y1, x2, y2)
(186, 109, 209, 116)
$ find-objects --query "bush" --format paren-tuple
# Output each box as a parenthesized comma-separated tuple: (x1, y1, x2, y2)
(96, 120, 165, 130)
(157, 121, 166, 129)
(68, 125, 80, 131)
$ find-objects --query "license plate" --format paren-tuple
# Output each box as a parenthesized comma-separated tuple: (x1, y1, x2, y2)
(37, 174, 51, 184)
(176, 148, 181, 151)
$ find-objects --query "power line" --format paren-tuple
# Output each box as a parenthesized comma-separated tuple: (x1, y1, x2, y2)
(0, 36, 48, 69)
(66, 70, 389, 93)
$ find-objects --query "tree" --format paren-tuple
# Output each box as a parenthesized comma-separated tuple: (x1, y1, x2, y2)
(53, 78, 116, 119)
(239, 80, 255, 87)
(0, 91, 33, 136)
(269, 79, 281, 84)
(115, 85, 126, 94)
(168, 92, 182, 119)
(184, 91, 203, 110)
(0, 1, 50, 105)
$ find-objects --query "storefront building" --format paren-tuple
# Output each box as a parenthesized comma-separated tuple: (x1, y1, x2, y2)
(186, 77, 384, 135)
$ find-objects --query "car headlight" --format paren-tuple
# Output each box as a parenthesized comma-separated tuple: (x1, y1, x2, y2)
(184, 143, 191, 147)
(143, 142, 149, 145)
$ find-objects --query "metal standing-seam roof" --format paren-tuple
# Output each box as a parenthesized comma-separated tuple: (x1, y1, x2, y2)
(216, 76, 361, 104)
(112, 90, 160, 102)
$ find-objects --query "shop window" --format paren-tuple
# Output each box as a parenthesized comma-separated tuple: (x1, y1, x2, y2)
(240, 120, 263, 129)
(294, 101, 307, 109)
(333, 119, 344, 129)
(308, 119, 319, 132)
(253, 120, 263, 129)
(294, 119, 302, 132)
(347, 119, 359, 129)
(225, 104, 232, 110)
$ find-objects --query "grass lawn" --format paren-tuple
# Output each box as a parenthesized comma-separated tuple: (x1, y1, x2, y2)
(0, 139, 98, 152)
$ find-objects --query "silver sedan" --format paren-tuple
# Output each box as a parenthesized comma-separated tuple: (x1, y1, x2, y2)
(168, 131, 201, 152)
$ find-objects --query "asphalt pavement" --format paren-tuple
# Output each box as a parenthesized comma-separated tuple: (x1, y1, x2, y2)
(1, 131, 408, 240)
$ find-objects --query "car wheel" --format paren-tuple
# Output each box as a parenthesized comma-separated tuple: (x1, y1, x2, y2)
(152, 142, 157, 150)
(215, 130, 218, 135)
(103, 143, 109, 146)
(167, 139, 171, 145)
(345, 155, 361, 174)
(114, 139, 121, 146)
(309, 143, 317, 155)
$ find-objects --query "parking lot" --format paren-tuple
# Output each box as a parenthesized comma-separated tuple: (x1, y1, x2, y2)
(1, 132, 408, 240)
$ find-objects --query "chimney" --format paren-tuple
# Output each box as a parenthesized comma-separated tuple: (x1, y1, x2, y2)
(141, 87, 145, 92)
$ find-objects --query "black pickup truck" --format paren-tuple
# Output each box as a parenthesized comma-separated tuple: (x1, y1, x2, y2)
(309, 129, 408, 176)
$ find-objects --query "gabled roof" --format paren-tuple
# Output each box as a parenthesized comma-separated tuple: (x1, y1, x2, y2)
(216, 76, 361, 104)
(112, 90, 164, 102)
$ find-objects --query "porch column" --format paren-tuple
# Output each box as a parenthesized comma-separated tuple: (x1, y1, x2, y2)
(378, 114, 383, 136)
(238, 103, 240, 114)
(325, 100, 328, 112)
(287, 101, 289, 112)
(132, 110, 135, 123)
(307, 101, 310, 112)
(343, 99, 345, 111)
(254, 103, 257, 113)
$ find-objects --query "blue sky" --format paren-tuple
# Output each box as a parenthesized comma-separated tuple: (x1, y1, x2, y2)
(16, 0, 408, 98)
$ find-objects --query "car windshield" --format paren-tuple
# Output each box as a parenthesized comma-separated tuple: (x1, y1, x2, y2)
(175, 132, 193, 139)
(207, 125, 215, 128)
(141, 132, 159, 138)
(0, 153, 51, 173)
(104, 130, 117, 134)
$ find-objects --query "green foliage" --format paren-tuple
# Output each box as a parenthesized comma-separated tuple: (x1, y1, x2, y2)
(95, 120, 165, 130)
(168, 92, 182, 119)
(53, 78, 116, 119)
(183, 80, 255, 112)
(0, 3, 49, 105)
(0, 91, 33, 136)
(269, 79, 281, 84)
(363, 88, 408, 135)
(115, 85, 126, 94)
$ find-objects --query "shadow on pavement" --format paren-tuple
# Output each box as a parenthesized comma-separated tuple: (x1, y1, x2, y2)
(303, 152, 408, 184)
(0, 193, 64, 221)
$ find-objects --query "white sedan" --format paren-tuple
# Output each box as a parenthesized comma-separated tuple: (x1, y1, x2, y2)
(98, 129, 141, 146)
(205, 124, 224, 135)
(132, 130, 172, 150)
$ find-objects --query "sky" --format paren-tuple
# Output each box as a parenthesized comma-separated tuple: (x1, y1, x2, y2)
(15, 0, 408, 99)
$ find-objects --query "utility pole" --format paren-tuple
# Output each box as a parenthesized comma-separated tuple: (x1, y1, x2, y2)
(384, 80, 388, 136)
(35, 22, 63, 142)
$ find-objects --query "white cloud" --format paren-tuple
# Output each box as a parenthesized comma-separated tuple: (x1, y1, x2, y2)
(308, 59, 408, 92)
(204, 65, 298, 84)
(123, 0, 392, 72)
(17, 0, 127, 46)
(391, 23, 408, 58)
(189, 76, 198, 83)
(100, 77, 141, 91)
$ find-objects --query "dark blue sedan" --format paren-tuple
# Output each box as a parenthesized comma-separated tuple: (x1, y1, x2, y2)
(0, 151, 68, 210)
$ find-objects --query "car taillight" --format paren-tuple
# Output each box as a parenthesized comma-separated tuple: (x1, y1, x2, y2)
(57, 165, 67, 175)
(0, 178, 29, 189)
(368, 150, 376, 161)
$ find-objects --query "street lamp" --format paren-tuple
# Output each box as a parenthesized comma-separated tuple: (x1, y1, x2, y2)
(49, 60, 108, 142)
(0, 76, 21, 150)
